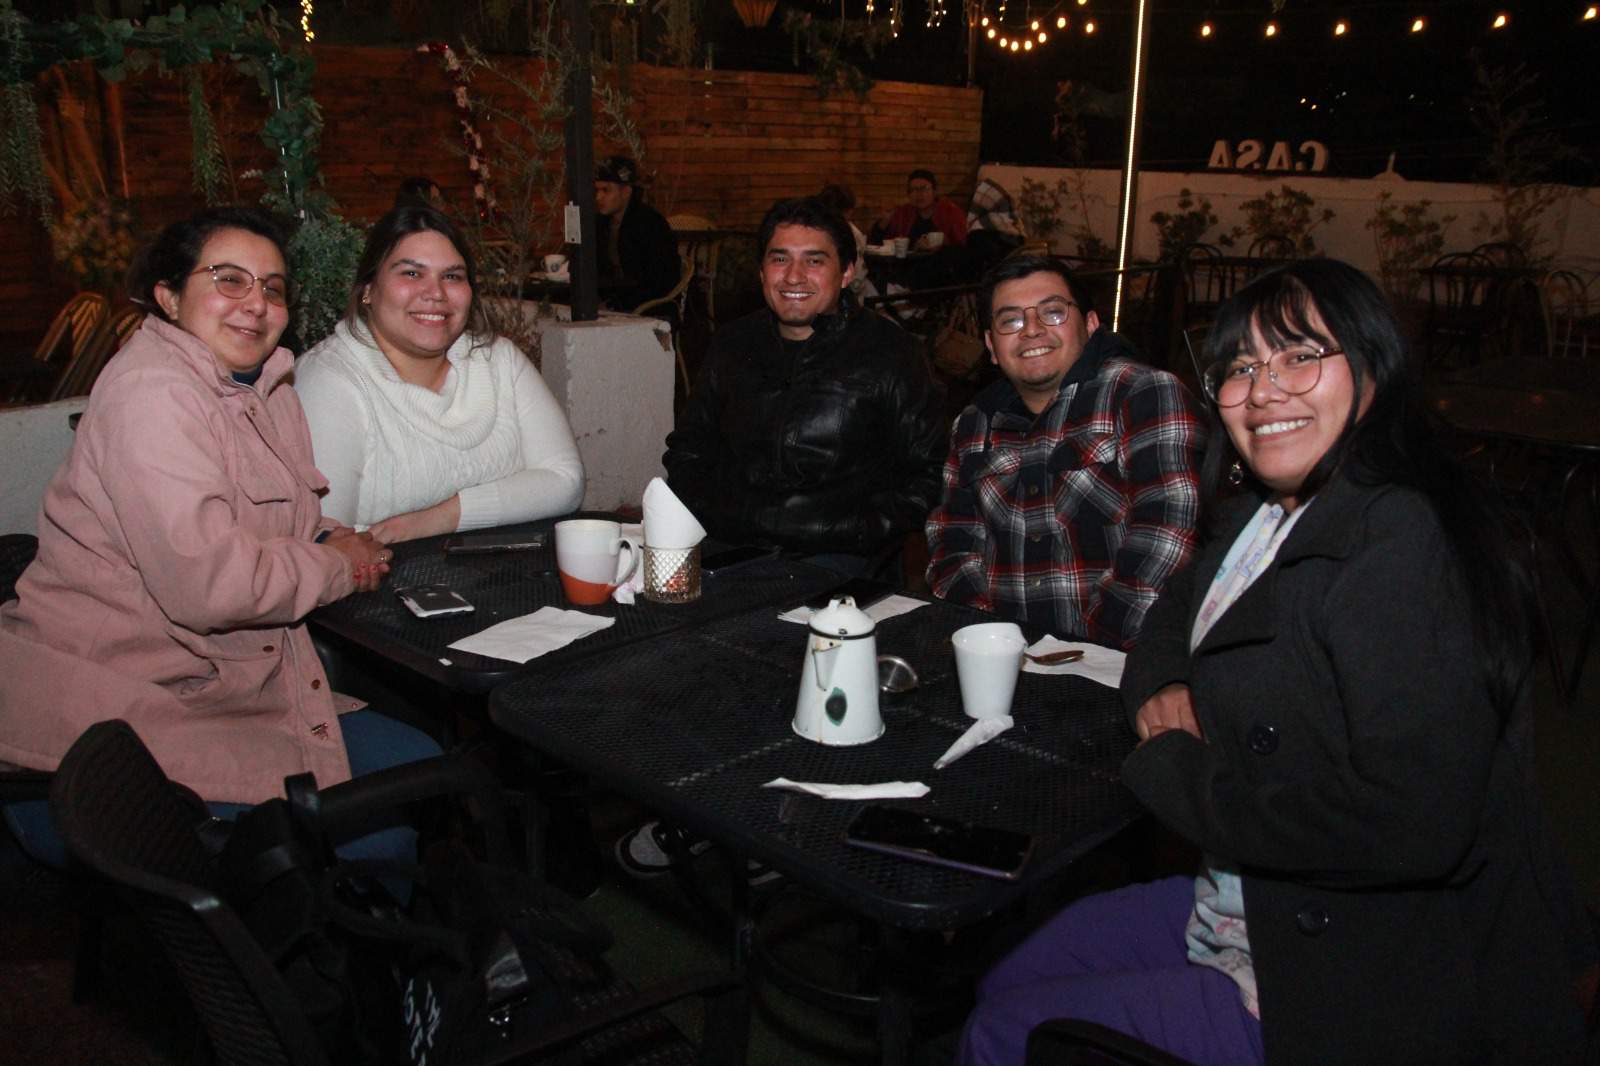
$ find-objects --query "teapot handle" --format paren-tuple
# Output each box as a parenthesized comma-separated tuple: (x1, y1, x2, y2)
(811, 636, 842, 690)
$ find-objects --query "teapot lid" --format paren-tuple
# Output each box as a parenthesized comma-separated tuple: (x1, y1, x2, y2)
(809, 595, 876, 638)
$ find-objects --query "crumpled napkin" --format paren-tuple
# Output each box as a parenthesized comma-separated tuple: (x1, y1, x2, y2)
(933, 716, 1013, 770)
(643, 477, 706, 549)
(778, 594, 929, 626)
(761, 778, 930, 800)
(1022, 635, 1127, 689)
(611, 522, 646, 605)
(447, 606, 614, 663)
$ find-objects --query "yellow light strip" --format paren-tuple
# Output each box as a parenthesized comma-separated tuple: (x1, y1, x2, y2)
(1112, 0, 1148, 331)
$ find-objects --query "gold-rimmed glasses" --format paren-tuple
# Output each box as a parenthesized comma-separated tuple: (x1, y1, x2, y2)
(190, 264, 291, 306)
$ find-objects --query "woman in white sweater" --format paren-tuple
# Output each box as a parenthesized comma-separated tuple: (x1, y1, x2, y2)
(297, 205, 584, 542)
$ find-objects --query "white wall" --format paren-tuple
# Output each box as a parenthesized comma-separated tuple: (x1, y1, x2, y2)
(979, 163, 1600, 275)
(0, 397, 87, 534)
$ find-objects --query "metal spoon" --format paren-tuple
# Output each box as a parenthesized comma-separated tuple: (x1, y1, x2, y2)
(1024, 648, 1085, 666)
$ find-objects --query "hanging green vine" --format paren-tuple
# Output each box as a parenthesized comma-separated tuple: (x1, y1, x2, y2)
(0, 0, 330, 221)
(186, 69, 229, 205)
(0, 1, 51, 222)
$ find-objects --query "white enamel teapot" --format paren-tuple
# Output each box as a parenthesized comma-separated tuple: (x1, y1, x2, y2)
(792, 595, 884, 745)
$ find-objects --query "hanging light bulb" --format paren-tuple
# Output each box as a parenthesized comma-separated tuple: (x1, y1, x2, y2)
(987, 26, 997, 38)
(1200, 21, 1213, 38)
(1083, 18, 1095, 33)
(1056, 15, 1066, 28)
(1010, 39, 1020, 50)
(1333, 20, 1347, 36)
(1024, 38, 1033, 50)
(1491, 13, 1508, 29)
(981, 15, 989, 26)
(1410, 17, 1426, 33)
(1585, 6, 1598, 21)
(1037, 30, 1046, 42)
(1264, 21, 1278, 37)
(999, 34, 1008, 46)
(1030, 18, 1039, 30)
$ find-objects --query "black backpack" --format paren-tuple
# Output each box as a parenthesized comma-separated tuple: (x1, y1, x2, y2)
(214, 773, 612, 1065)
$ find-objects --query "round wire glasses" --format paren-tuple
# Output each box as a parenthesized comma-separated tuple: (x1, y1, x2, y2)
(991, 298, 1079, 335)
(1200, 345, 1346, 407)
(190, 263, 292, 307)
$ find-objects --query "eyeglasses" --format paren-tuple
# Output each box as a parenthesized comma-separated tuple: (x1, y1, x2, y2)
(991, 298, 1079, 335)
(1201, 344, 1347, 407)
(190, 264, 291, 306)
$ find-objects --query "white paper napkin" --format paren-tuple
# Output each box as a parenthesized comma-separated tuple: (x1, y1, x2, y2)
(778, 594, 929, 626)
(611, 522, 646, 605)
(447, 606, 614, 663)
(933, 716, 1013, 770)
(642, 477, 706, 549)
(761, 778, 930, 800)
(1021, 635, 1126, 689)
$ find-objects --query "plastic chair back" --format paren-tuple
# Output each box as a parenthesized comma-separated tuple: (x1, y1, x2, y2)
(50, 720, 329, 1066)
(50, 307, 144, 402)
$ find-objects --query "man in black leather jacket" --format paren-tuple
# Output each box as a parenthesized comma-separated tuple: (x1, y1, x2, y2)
(663, 197, 946, 570)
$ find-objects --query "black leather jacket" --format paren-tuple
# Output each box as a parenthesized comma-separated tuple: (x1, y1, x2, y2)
(663, 299, 946, 557)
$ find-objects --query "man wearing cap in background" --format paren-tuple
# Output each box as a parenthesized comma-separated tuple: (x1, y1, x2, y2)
(593, 155, 679, 312)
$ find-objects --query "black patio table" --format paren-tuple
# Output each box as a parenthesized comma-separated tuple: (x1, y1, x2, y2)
(489, 591, 1141, 1063)
(308, 517, 844, 694)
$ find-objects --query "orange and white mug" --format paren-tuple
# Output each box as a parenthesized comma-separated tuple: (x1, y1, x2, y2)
(553, 519, 639, 606)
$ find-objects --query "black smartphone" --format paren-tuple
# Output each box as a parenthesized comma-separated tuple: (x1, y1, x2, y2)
(442, 531, 546, 555)
(807, 577, 894, 611)
(394, 584, 475, 618)
(844, 806, 1033, 881)
(701, 544, 776, 574)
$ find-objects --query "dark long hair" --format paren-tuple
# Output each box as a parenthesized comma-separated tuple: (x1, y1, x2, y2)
(127, 206, 288, 323)
(1201, 259, 1538, 718)
(344, 204, 492, 347)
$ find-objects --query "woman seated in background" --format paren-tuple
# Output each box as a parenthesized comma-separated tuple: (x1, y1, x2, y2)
(0, 207, 439, 866)
(296, 205, 584, 543)
(959, 259, 1593, 1065)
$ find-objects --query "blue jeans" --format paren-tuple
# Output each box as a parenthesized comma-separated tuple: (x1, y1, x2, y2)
(3, 710, 442, 871)
(958, 876, 1265, 1066)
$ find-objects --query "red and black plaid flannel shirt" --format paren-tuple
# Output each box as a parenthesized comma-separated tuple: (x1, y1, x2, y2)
(925, 331, 1205, 649)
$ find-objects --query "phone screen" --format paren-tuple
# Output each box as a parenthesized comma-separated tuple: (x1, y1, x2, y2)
(395, 584, 475, 617)
(442, 531, 546, 554)
(844, 806, 1033, 880)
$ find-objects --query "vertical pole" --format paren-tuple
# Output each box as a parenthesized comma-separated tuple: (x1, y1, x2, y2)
(965, 0, 978, 86)
(564, 0, 600, 322)
(1111, 0, 1151, 332)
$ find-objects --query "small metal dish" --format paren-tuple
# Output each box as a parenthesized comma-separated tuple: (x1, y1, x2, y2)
(877, 654, 920, 694)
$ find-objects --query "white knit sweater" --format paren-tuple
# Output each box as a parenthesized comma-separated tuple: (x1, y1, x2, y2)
(295, 322, 584, 530)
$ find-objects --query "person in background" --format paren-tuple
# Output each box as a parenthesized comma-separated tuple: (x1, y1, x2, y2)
(592, 155, 679, 312)
(296, 204, 583, 543)
(926, 256, 1204, 649)
(816, 182, 872, 298)
(0, 206, 434, 867)
(958, 259, 1595, 1066)
(872, 168, 968, 249)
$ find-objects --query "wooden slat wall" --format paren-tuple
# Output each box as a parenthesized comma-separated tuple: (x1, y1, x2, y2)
(1, 46, 981, 347)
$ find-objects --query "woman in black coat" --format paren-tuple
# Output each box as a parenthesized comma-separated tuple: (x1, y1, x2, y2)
(958, 259, 1592, 1066)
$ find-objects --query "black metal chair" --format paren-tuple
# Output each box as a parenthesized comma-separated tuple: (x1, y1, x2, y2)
(1424, 251, 1499, 369)
(1027, 1019, 1192, 1065)
(50, 719, 747, 1066)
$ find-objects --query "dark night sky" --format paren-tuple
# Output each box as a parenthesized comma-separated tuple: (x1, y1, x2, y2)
(701, 0, 1599, 184)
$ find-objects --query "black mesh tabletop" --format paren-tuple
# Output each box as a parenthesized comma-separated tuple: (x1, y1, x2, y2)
(308, 520, 842, 693)
(490, 594, 1141, 930)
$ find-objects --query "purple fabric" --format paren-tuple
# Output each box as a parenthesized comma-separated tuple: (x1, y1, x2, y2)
(958, 876, 1265, 1066)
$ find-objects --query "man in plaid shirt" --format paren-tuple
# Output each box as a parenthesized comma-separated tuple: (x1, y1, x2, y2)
(925, 257, 1204, 648)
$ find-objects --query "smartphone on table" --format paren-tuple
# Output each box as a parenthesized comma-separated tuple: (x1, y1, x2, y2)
(441, 531, 547, 555)
(395, 584, 475, 618)
(844, 805, 1033, 881)
(808, 576, 895, 612)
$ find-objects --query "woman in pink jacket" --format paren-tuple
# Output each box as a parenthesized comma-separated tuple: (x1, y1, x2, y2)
(0, 207, 440, 866)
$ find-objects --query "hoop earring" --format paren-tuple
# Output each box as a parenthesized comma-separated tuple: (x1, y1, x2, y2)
(1227, 460, 1245, 487)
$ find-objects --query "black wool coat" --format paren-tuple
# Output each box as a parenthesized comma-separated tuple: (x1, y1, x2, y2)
(1120, 470, 1588, 1065)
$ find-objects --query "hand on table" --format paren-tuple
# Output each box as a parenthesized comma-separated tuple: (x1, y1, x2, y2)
(369, 496, 462, 545)
(325, 529, 392, 593)
(1135, 683, 1202, 744)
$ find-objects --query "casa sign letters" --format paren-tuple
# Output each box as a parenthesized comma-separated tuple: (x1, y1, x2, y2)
(1208, 139, 1330, 173)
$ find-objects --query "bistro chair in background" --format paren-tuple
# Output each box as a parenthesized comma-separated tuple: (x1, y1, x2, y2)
(1027, 1019, 1193, 1065)
(1471, 241, 1530, 269)
(48, 306, 144, 403)
(49, 718, 745, 1066)
(1245, 234, 1296, 261)
(1178, 242, 1232, 331)
(668, 214, 722, 328)
(634, 250, 696, 398)
(1542, 270, 1592, 360)
(1423, 251, 1498, 369)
